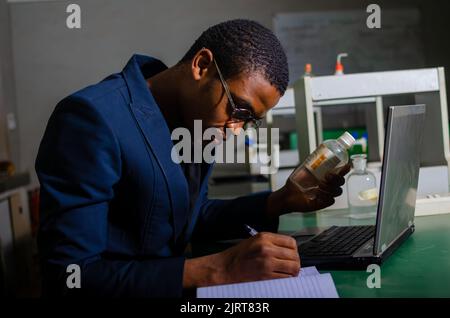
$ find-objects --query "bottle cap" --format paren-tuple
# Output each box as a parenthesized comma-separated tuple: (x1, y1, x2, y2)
(338, 131, 356, 149)
(335, 53, 348, 75)
(305, 63, 312, 74)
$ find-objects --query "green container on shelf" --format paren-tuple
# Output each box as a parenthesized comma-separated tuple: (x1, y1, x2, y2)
(290, 128, 370, 157)
(289, 132, 298, 150)
(349, 144, 364, 156)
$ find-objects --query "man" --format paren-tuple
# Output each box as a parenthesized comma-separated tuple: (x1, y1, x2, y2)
(36, 19, 346, 297)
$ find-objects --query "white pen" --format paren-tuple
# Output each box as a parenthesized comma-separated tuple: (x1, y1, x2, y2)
(245, 224, 258, 236)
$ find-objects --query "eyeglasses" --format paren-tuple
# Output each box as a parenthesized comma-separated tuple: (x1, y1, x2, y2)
(213, 59, 262, 129)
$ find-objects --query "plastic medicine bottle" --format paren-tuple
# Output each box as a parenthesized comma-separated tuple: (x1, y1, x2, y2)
(289, 132, 355, 198)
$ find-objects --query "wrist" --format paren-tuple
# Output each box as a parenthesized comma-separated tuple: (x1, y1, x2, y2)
(267, 186, 288, 218)
(183, 253, 224, 288)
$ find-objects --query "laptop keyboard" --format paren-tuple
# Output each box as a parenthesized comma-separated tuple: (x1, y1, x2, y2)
(298, 225, 375, 257)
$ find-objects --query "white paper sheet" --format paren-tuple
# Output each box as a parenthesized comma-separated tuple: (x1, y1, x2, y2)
(197, 266, 339, 298)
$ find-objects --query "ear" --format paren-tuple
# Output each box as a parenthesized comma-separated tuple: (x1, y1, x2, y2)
(190, 48, 214, 81)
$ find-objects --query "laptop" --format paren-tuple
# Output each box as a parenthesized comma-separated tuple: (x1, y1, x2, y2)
(297, 104, 426, 269)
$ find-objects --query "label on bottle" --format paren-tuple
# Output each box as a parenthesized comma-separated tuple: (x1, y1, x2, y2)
(304, 144, 341, 180)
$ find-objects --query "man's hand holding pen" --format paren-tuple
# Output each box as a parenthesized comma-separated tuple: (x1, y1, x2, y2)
(213, 232, 300, 285)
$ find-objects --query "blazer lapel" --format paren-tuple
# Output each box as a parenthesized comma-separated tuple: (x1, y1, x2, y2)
(122, 55, 189, 242)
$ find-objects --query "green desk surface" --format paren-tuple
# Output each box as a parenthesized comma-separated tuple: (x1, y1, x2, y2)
(279, 210, 450, 297)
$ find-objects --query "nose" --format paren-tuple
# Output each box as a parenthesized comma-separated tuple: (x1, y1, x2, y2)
(225, 121, 245, 136)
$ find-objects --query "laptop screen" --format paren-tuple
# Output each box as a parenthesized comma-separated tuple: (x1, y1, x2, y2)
(374, 105, 426, 255)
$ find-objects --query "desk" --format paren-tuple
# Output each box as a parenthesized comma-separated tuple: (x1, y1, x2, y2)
(279, 210, 450, 297)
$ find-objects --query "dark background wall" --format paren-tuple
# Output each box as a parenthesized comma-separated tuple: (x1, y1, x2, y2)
(0, 0, 449, 184)
(0, 0, 20, 164)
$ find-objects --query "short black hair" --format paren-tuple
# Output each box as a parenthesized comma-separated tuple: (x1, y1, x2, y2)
(180, 19, 289, 95)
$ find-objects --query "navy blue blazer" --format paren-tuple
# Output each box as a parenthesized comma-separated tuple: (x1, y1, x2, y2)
(36, 54, 277, 297)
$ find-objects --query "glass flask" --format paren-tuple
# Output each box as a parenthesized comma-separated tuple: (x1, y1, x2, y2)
(347, 154, 378, 218)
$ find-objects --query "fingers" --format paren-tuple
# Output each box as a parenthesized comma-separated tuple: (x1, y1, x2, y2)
(272, 259, 301, 276)
(257, 232, 298, 250)
(256, 245, 300, 277)
(311, 188, 335, 209)
(261, 243, 300, 262)
(319, 170, 347, 197)
(264, 272, 293, 280)
(318, 181, 343, 197)
(325, 172, 346, 187)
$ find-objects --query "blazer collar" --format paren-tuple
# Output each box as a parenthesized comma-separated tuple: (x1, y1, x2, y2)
(122, 54, 167, 109)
